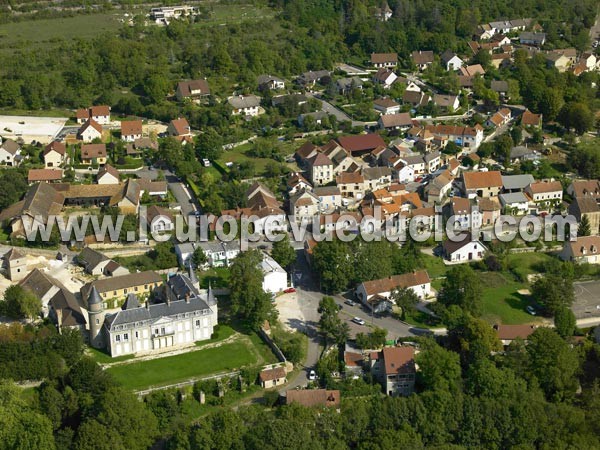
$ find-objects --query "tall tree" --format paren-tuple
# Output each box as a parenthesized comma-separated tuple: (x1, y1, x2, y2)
(312, 239, 354, 293)
(578, 214, 591, 237)
(2, 285, 41, 320)
(270, 234, 297, 269)
(229, 249, 276, 330)
(438, 265, 482, 316)
(318, 296, 349, 346)
(392, 287, 419, 320)
(554, 307, 576, 337)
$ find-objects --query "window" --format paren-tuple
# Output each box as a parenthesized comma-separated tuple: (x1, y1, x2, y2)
(123, 333, 128, 341)
(144, 284, 148, 289)
(155, 329, 159, 335)
(195, 320, 200, 328)
(135, 331, 139, 338)
(135, 287, 138, 292)
(113, 291, 116, 295)
(124, 289, 127, 294)
(116, 335, 121, 342)
(96, 319, 100, 325)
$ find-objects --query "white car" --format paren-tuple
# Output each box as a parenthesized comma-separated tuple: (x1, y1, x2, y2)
(308, 370, 316, 380)
(352, 317, 366, 326)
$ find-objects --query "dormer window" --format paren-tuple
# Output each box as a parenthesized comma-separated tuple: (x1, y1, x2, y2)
(592, 245, 597, 254)
(581, 246, 587, 255)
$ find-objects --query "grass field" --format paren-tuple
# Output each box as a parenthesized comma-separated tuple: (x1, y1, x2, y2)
(506, 252, 554, 280)
(479, 272, 539, 325)
(0, 13, 122, 55)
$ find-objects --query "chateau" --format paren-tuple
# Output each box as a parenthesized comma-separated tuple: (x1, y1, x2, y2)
(88, 269, 218, 357)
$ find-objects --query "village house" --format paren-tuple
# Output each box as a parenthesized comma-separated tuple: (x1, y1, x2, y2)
(294, 141, 319, 167)
(520, 109, 542, 128)
(97, 164, 120, 185)
(2, 248, 28, 281)
(424, 124, 484, 150)
(296, 70, 331, 88)
(378, 113, 413, 131)
(462, 170, 503, 198)
(43, 141, 66, 168)
(402, 90, 431, 108)
(545, 50, 574, 72)
(337, 134, 386, 157)
(228, 95, 262, 116)
(374, 2, 392, 21)
(509, 146, 540, 164)
(285, 389, 341, 409)
(398, 155, 425, 178)
(486, 108, 512, 128)
(500, 192, 530, 215)
(502, 174, 535, 194)
(80, 144, 107, 165)
(289, 190, 320, 224)
(424, 151, 442, 173)
(121, 120, 143, 142)
(362, 167, 393, 192)
(569, 197, 600, 235)
(0, 139, 21, 166)
(167, 117, 192, 140)
(176, 79, 210, 101)
(259, 366, 287, 388)
(433, 94, 460, 112)
(344, 351, 364, 378)
(560, 236, 600, 264)
(459, 64, 486, 77)
(78, 119, 103, 143)
(425, 170, 453, 203)
(449, 197, 482, 230)
(520, 32, 546, 47)
(307, 152, 334, 186)
(313, 186, 342, 213)
(477, 197, 501, 226)
(146, 205, 174, 234)
(373, 97, 401, 115)
(567, 180, 600, 202)
(260, 252, 288, 294)
(321, 140, 359, 176)
(494, 324, 536, 347)
(370, 346, 416, 396)
(490, 53, 513, 69)
(442, 233, 487, 262)
(411, 50, 434, 71)
(336, 172, 365, 200)
(76, 105, 111, 125)
(175, 240, 240, 268)
(372, 68, 398, 89)
(370, 52, 398, 69)
(440, 50, 463, 71)
(336, 77, 363, 95)
(28, 169, 63, 184)
(287, 172, 312, 195)
(77, 247, 112, 276)
(356, 270, 431, 313)
(525, 180, 563, 213)
(257, 75, 285, 91)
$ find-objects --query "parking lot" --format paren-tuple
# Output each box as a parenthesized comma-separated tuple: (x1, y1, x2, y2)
(572, 280, 600, 319)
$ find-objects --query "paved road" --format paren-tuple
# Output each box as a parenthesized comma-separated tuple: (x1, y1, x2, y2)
(306, 92, 366, 128)
(589, 12, 600, 48)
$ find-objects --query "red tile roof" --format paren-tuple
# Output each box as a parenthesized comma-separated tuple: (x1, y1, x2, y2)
(28, 169, 63, 182)
(286, 389, 340, 408)
(382, 346, 415, 375)
(337, 134, 386, 154)
(121, 120, 143, 136)
(494, 324, 536, 340)
(462, 171, 503, 190)
(360, 270, 430, 296)
(43, 141, 66, 156)
(169, 117, 191, 136)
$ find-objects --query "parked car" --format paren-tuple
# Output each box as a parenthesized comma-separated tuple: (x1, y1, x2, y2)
(526, 305, 537, 315)
(308, 369, 316, 380)
(344, 299, 356, 306)
(352, 317, 366, 326)
(284, 287, 296, 294)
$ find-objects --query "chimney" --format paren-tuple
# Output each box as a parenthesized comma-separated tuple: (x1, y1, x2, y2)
(185, 292, 191, 304)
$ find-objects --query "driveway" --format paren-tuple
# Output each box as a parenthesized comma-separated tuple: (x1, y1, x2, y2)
(306, 92, 366, 127)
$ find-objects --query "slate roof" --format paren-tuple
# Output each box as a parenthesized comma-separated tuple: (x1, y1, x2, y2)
(502, 174, 534, 190)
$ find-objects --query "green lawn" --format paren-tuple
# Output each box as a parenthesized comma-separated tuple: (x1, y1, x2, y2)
(506, 252, 554, 281)
(107, 341, 258, 390)
(87, 347, 135, 365)
(421, 253, 448, 279)
(479, 272, 539, 325)
(0, 13, 122, 55)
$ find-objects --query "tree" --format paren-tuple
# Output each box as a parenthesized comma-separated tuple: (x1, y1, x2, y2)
(392, 287, 419, 320)
(568, 140, 600, 179)
(192, 246, 208, 267)
(438, 265, 482, 316)
(532, 273, 574, 315)
(578, 214, 591, 237)
(415, 339, 462, 392)
(539, 88, 564, 122)
(554, 307, 576, 337)
(195, 128, 223, 161)
(2, 285, 41, 319)
(510, 127, 523, 145)
(355, 327, 387, 349)
(526, 327, 579, 401)
(312, 239, 354, 293)
(558, 102, 594, 135)
(229, 250, 276, 330)
(494, 134, 513, 163)
(318, 296, 349, 346)
(270, 234, 296, 269)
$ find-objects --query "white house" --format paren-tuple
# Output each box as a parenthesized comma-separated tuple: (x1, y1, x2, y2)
(78, 119, 103, 143)
(373, 98, 401, 115)
(260, 253, 287, 294)
(442, 234, 487, 262)
(499, 192, 529, 214)
(372, 68, 398, 89)
(356, 270, 432, 311)
(289, 190, 320, 224)
(440, 50, 463, 71)
(313, 186, 342, 213)
(559, 236, 600, 264)
(228, 95, 262, 117)
(175, 241, 241, 268)
(395, 161, 416, 184)
(97, 164, 120, 185)
(121, 120, 143, 143)
(43, 141, 66, 168)
(146, 205, 174, 233)
(0, 139, 21, 166)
